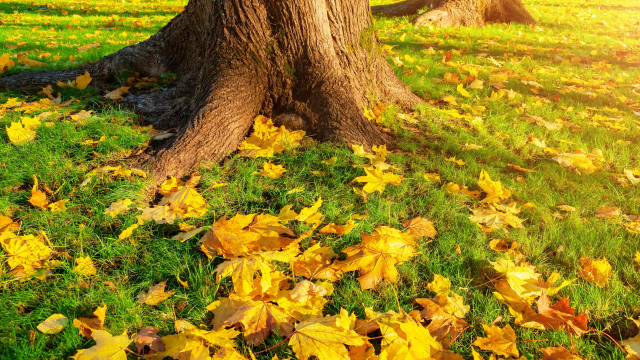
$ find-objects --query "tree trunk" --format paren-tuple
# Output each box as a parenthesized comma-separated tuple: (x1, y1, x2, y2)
(0, 0, 422, 181)
(372, 0, 535, 28)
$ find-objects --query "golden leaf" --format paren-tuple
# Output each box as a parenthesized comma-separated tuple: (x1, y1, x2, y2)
(6, 121, 36, 145)
(137, 281, 175, 305)
(334, 226, 416, 290)
(74, 71, 93, 90)
(472, 324, 519, 358)
(578, 255, 612, 287)
(402, 216, 437, 239)
(71, 330, 130, 360)
(48, 199, 69, 213)
(539, 347, 582, 360)
(104, 199, 133, 218)
(354, 166, 405, 194)
(256, 162, 286, 179)
(427, 274, 452, 295)
(424, 173, 441, 183)
(288, 310, 366, 360)
(37, 314, 69, 334)
(445, 156, 465, 166)
(0, 53, 15, 73)
(477, 170, 511, 203)
(74, 256, 97, 276)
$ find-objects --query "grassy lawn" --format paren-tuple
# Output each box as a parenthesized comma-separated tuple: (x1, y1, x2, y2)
(1, 0, 639, 359)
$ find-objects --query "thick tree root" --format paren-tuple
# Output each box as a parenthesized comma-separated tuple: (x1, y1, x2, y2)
(373, 0, 535, 28)
(0, 39, 167, 92)
(371, 0, 435, 16)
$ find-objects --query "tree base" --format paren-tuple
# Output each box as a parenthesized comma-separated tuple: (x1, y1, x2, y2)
(0, 0, 424, 182)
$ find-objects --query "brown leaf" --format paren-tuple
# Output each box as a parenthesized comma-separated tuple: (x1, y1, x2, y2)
(134, 326, 165, 353)
(594, 205, 621, 219)
(539, 346, 582, 359)
(73, 303, 106, 338)
(534, 294, 588, 337)
(402, 216, 437, 239)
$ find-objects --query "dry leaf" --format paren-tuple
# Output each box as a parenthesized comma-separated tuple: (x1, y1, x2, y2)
(137, 281, 175, 305)
(37, 314, 69, 334)
(402, 217, 437, 239)
(73, 256, 97, 276)
(472, 324, 519, 358)
(578, 255, 612, 287)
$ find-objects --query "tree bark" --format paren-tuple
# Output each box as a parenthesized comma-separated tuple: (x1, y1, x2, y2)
(0, 0, 423, 181)
(372, 0, 535, 28)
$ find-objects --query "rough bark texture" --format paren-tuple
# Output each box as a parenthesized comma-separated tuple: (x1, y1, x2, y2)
(372, 0, 535, 28)
(0, 0, 423, 181)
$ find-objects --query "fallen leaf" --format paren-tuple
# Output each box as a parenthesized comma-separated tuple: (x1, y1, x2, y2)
(74, 71, 92, 90)
(37, 314, 69, 334)
(71, 330, 130, 360)
(402, 217, 437, 239)
(137, 281, 175, 305)
(255, 162, 286, 179)
(578, 255, 612, 287)
(73, 256, 97, 276)
(134, 326, 165, 353)
(48, 199, 69, 213)
(354, 166, 405, 194)
(594, 205, 621, 219)
(104, 199, 133, 218)
(288, 310, 366, 360)
(539, 347, 582, 360)
(472, 324, 519, 358)
(73, 303, 106, 338)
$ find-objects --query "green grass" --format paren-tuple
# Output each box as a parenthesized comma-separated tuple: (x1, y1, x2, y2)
(1, 0, 640, 359)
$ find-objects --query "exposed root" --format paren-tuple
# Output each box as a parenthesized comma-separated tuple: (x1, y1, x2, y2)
(413, 7, 484, 27)
(371, 0, 435, 17)
(0, 38, 167, 92)
(139, 68, 268, 182)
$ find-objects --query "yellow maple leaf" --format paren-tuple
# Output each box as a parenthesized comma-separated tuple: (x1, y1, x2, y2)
(319, 220, 357, 236)
(427, 274, 452, 295)
(37, 314, 69, 334)
(238, 116, 305, 158)
(0, 53, 15, 73)
(118, 223, 139, 240)
(158, 185, 209, 219)
(73, 256, 97, 276)
(49, 199, 69, 213)
(74, 71, 92, 90)
(71, 330, 130, 360)
(552, 149, 604, 175)
(457, 83, 471, 98)
(424, 172, 441, 183)
(256, 162, 286, 179)
(29, 176, 49, 209)
(1, 231, 55, 280)
(354, 166, 405, 194)
(0, 215, 19, 233)
(290, 243, 341, 282)
(208, 297, 294, 346)
(445, 156, 465, 166)
(296, 197, 323, 224)
(334, 226, 416, 290)
(578, 255, 612, 287)
(477, 170, 511, 203)
(472, 324, 519, 358)
(104, 199, 133, 217)
(137, 281, 175, 305)
(402, 216, 437, 239)
(289, 310, 366, 360)
(6, 122, 36, 145)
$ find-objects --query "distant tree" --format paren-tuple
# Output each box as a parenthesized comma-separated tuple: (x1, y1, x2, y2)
(372, 0, 535, 28)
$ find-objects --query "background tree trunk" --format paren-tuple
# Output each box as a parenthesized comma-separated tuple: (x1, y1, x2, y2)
(0, 0, 423, 181)
(372, 0, 535, 28)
